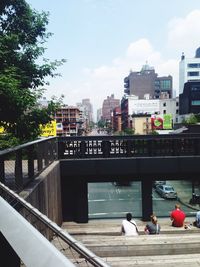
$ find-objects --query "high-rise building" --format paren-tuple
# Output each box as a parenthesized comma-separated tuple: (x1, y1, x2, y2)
(97, 108, 102, 122)
(102, 94, 120, 121)
(179, 81, 200, 115)
(81, 98, 93, 123)
(124, 64, 173, 99)
(179, 47, 200, 95)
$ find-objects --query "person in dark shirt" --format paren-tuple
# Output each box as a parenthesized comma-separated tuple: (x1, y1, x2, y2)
(193, 210, 200, 228)
(144, 214, 160, 234)
(170, 204, 186, 227)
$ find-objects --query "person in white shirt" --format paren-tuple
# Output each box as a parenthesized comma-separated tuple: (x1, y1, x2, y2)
(121, 212, 139, 236)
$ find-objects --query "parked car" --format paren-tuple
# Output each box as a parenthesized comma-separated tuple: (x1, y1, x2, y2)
(155, 184, 177, 199)
(153, 181, 166, 188)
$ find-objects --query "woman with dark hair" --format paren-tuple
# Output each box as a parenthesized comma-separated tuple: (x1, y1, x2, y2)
(144, 214, 160, 234)
(121, 213, 139, 236)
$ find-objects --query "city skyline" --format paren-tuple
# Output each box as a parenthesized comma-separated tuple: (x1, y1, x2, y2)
(27, 0, 200, 118)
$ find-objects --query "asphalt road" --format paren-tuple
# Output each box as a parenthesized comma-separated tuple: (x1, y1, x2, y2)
(87, 130, 198, 219)
(88, 181, 197, 219)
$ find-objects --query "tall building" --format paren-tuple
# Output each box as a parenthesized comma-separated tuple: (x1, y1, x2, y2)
(179, 81, 200, 115)
(97, 108, 102, 122)
(54, 106, 83, 136)
(81, 98, 93, 123)
(179, 47, 200, 95)
(112, 106, 121, 132)
(102, 94, 120, 121)
(124, 64, 173, 99)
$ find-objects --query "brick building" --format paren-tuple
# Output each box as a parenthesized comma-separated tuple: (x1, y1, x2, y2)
(102, 94, 120, 121)
(124, 64, 172, 99)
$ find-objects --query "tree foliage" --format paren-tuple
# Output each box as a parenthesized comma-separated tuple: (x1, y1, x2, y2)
(182, 114, 198, 125)
(0, 0, 65, 142)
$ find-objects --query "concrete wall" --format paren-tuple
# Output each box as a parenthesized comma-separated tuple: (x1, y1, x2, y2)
(20, 161, 62, 227)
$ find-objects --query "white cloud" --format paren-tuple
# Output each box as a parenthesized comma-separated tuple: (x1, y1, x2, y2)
(126, 38, 153, 58)
(48, 9, 200, 120)
(167, 10, 200, 56)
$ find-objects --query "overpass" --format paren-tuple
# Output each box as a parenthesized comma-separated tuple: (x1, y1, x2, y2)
(0, 134, 200, 265)
(58, 134, 200, 222)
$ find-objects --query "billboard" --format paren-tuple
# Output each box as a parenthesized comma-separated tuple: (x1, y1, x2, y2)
(151, 115, 163, 130)
(0, 126, 5, 134)
(163, 114, 173, 129)
(39, 120, 57, 137)
(151, 114, 172, 130)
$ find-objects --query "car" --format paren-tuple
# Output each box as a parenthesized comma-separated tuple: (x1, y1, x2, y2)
(153, 181, 166, 188)
(155, 184, 177, 199)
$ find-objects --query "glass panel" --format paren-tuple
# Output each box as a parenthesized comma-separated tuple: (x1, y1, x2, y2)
(188, 63, 200, 68)
(88, 180, 199, 220)
(88, 182, 142, 219)
(191, 100, 200, 106)
(153, 180, 199, 218)
(187, 71, 199, 76)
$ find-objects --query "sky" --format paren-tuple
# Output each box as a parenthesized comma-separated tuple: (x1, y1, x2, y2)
(27, 0, 200, 120)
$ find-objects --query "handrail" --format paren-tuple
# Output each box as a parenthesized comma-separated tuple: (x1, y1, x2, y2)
(0, 195, 75, 267)
(59, 133, 200, 141)
(0, 182, 111, 267)
(0, 136, 56, 156)
(57, 133, 200, 159)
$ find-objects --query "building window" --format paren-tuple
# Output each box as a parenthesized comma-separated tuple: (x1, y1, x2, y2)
(191, 100, 200, 106)
(187, 71, 199, 76)
(160, 80, 171, 89)
(188, 63, 200, 68)
(176, 109, 179, 114)
(163, 110, 166, 114)
(163, 102, 166, 107)
(176, 102, 179, 106)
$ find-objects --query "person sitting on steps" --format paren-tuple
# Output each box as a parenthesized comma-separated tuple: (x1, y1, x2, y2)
(193, 210, 200, 228)
(170, 203, 186, 227)
(121, 212, 139, 236)
(144, 214, 161, 234)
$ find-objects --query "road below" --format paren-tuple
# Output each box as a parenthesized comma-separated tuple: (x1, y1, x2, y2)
(88, 181, 198, 219)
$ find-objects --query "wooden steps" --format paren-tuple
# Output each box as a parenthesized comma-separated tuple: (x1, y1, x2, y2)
(75, 234, 200, 257)
(61, 218, 200, 266)
(62, 218, 197, 236)
(102, 254, 200, 267)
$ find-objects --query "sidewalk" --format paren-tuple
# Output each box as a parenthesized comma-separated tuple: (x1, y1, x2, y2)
(170, 180, 200, 211)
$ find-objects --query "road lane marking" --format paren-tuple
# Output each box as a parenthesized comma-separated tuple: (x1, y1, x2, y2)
(89, 199, 106, 202)
(89, 211, 132, 216)
(89, 197, 165, 202)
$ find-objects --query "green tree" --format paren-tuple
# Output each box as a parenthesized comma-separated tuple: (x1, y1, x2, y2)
(97, 119, 106, 129)
(124, 128, 135, 135)
(0, 0, 65, 142)
(182, 114, 198, 125)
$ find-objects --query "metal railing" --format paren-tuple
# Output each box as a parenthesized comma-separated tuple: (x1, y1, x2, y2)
(0, 182, 110, 267)
(58, 133, 200, 159)
(0, 137, 57, 192)
(1, 134, 200, 191)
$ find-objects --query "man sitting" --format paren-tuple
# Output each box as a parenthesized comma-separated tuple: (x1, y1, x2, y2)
(170, 204, 186, 227)
(121, 213, 139, 236)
